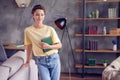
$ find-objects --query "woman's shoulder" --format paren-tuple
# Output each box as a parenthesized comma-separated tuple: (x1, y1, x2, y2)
(44, 25, 55, 30)
(24, 25, 33, 31)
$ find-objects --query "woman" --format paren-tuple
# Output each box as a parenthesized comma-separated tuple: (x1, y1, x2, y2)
(23, 4, 62, 80)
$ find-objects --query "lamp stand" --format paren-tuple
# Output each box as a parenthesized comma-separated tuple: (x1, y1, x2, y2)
(60, 26, 75, 80)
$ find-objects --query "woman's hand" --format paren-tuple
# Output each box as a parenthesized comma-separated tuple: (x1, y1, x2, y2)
(22, 63, 30, 68)
(40, 42, 51, 49)
(40, 42, 62, 50)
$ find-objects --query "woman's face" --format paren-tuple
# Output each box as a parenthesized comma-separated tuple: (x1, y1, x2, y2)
(32, 9, 45, 24)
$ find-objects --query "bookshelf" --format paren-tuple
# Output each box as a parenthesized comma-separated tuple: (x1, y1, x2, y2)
(78, 0, 120, 3)
(75, 0, 120, 77)
(75, 49, 120, 53)
(75, 64, 106, 69)
(75, 34, 120, 36)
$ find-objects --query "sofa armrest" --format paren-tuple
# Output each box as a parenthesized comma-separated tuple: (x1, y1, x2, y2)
(11, 51, 26, 63)
(2, 57, 24, 77)
(1, 51, 26, 77)
(9, 59, 38, 80)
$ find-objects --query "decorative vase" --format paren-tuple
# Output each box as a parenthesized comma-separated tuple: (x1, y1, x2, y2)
(103, 63, 107, 67)
(113, 44, 117, 51)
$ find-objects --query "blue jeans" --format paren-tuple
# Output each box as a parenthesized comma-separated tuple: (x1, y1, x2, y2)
(35, 53, 61, 80)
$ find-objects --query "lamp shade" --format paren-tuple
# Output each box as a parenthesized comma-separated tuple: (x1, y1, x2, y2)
(15, 0, 31, 7)
(55, 18, 67, 30)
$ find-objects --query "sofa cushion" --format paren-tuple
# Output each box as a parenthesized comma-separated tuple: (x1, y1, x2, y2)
(0, 65, 10, 80)
(2, 57, 24, 77)
(110, 56, 120, 70)
(112, 72, 120, 80)
(102, 56, 120, 80)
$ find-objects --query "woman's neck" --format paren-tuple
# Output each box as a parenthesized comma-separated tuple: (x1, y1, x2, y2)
(33, 23, 44, 28)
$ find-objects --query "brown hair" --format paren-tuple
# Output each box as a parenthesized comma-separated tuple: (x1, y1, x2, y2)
(31, 4, 46, 14)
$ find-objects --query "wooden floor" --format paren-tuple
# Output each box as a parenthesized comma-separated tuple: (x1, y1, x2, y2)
(60, 73, 102, 80)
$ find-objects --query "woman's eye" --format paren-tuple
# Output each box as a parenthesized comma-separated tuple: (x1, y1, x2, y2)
(35, 14, 44, 17)
(36, 14, 40, 16)
(41, 14, 44, 16)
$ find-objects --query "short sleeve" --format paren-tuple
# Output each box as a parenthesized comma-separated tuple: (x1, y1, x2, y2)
(51, 28, 61, 44)
(24, 29, 32, 45)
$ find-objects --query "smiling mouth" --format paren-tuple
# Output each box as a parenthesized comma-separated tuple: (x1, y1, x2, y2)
(37, 19, 41, 21)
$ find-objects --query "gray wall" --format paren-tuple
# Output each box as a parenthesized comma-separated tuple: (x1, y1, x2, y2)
(0, 0, 119, 73)
(0, 0, 79, 73)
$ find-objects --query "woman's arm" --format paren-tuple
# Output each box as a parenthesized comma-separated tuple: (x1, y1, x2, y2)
(23, 44, 32, 67)
(51, 42, 62, 49)
(26, 44, 32, 63)
(41, 42, 62, 50)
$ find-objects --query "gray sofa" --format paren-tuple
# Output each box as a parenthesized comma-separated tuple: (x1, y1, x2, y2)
(0, 51, 38, 80)
(102, 56, 120, 80)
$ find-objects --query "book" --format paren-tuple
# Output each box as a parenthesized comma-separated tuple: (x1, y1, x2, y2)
(41, 36, 53, 53)
(88, 40, 98, 50)
(88, 25, 98, 34)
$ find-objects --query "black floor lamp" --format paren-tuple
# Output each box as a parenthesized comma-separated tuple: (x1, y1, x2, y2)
(55, 18, 75, 80)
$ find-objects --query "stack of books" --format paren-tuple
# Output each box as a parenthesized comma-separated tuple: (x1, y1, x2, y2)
(87, 40, 98, 50)
(88, 25, 98, 34)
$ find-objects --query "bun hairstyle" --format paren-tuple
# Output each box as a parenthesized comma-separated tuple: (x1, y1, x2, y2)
(31, 4, 46, 14)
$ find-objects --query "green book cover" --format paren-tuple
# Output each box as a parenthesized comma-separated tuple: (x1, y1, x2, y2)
(41, 36, 52, 53)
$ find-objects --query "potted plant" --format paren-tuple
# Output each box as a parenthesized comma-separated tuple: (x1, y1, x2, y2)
(102, 59, 108, 67)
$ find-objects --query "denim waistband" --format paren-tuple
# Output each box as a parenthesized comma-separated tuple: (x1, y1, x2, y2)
(35, 53, 58, 59)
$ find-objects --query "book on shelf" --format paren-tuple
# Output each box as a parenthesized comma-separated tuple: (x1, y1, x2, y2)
(88, 25, 98, 34)
(41, 36, 53, 53)
(88, 40, 98, 50)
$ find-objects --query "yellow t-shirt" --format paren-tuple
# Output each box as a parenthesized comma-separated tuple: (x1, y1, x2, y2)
(24, 25, 61, 56)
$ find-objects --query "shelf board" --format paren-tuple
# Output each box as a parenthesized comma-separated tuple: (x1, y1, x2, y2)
(75, 49, 120, 53)
(75, 34, 120, 37)
(76, 18, 120, 21)
(75, 34, 82, 37)
(75, 64, 106, 69)
(85, 49, 120, 53)
(75, 64, 83, 68)
(75, 49, 82, 52)
(78, 0, 120, 3)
